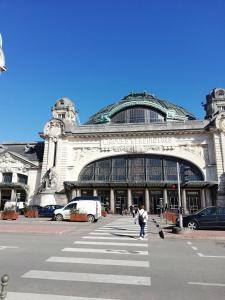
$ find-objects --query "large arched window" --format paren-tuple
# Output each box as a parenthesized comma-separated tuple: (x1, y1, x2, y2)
(111, 106, 165, 124)
(79, 155, 203, 182)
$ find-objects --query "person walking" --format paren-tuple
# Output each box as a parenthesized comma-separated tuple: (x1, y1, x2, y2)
(135, 204, 148, 239)
(129, 204, 135, 218)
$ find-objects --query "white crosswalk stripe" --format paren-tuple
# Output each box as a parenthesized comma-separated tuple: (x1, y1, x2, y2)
(82, 236, 147, 240)
(22, 270, 151, 286)
(74, 241, 148, 247)
(46, 256, 149, 267)
(16, 216, 151, 299)
(7, 292, 119, 300)
(62, 247, 148, 255)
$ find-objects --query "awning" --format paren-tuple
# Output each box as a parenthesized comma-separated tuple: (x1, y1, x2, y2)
(64, 180, 218, 191)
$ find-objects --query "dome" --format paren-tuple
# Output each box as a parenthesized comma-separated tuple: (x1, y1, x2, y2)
(52, 97, 75, 111)
(86, 92, 196, 124)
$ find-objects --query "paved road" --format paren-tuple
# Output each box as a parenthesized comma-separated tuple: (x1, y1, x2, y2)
(0, 216, 225, 300)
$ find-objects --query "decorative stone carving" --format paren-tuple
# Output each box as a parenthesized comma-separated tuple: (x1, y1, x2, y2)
(181, 144, 209, 164)
(43, 119, 65, 138)
(0, 145, 7, 153)
(0, 152, 29, 173)
(38, 167, 58, 193)
(215, 112, 225, 132)
(73, 147, 100, 161)
(24, 144, 35, 153)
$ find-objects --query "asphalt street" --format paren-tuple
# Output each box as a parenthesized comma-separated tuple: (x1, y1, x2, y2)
(0, 215, 225, 300)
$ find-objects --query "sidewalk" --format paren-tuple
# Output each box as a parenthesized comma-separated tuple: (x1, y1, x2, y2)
(0, 214, 115, 234)
(150, 215, 225, 240)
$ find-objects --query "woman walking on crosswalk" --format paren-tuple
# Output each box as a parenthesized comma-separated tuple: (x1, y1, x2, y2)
(135, 204, 148, 239)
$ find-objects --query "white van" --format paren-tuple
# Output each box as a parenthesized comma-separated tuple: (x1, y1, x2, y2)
(53, 199, 102, 222)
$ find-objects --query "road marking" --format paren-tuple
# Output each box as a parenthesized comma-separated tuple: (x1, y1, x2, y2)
(188, 282, 225, 287)
(62, 247, 148, 255)
(82, 236, 147, 241)
(89, 232, 142, 237)
(74, 241, 148, 247)
(22, 270, 151, 286)
(187, 241, 192, 245)
(47, 256, 149, 267)
(95, 229, 138, 233)
(192, 246, 198, 251)
(198, 253, 225, 258)
(7, 292, 119, 300)
(0, 246, 18, 250)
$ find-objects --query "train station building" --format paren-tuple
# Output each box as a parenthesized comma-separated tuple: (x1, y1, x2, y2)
(1, 88, 225, 213)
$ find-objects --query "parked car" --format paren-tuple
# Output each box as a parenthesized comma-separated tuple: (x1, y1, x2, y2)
(178, 206, 225, 230)
(53, 199, 102, 222)
(37, 205, 64, 218)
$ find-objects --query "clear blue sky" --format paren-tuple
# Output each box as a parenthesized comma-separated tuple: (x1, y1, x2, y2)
(1, 0, 225, 142)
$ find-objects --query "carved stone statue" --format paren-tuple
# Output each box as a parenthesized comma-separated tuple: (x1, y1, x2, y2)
(38, 167, 58, 193)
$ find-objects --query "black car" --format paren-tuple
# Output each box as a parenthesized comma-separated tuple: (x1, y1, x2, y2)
(37, 205, 64, 218)
(180, 206, 225, 230)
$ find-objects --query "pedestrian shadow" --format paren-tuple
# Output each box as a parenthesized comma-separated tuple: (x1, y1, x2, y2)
(110, 233, 137, 239)
(104, 227, 127, 230)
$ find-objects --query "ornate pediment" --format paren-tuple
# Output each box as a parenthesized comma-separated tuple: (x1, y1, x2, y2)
(0, 152, 34, 173)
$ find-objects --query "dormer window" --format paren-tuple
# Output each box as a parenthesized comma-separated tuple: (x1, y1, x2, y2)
(217, 90, 225, 97)
(58, 113, 65, 119)
(60, 100, 64, 105)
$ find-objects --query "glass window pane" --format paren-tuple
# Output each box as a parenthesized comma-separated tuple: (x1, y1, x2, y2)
(112, 158, 127, 181)
(146, 158, 162, 180)
(3, 173, 12, 183)
(164, 160, 177, 181)
(128, 158, 145, 181)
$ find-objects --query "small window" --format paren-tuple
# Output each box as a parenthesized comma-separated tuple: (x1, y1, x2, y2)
(2, 173, 12, 183)
(17, 174, 28, 185)
(58, 113, 65, 119)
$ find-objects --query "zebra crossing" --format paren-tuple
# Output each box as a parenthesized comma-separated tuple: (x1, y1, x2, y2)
(7, 216, 151, 300)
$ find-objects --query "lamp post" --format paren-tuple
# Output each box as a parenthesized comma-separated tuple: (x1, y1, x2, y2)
(0, 33, 6, 72)
(176, 162, 183, 228)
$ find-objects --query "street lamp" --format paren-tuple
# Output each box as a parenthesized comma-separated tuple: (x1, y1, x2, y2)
(176, 162, 183, 228)
(0, 33, 6, 72)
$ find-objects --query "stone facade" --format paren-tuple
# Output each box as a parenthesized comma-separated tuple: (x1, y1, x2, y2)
(1, 89, 225, 212)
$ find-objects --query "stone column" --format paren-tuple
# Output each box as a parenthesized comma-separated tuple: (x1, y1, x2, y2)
(201, 189, 206, 208)
(12, 172, 17, 183)
(205, 188, 212, 206)
(127, 188, 132, 209)
(145, 188, 150, 212)
(11, 189, 16, 202)
(110, 188, 115, 213)
(93, 189, 97, 197)
(47, 137, 55, 170)
(163, 188, 168, 209)
(182, 189, 187, 213)
(71, 189, 77, 200)
(76, 189, 81, 197)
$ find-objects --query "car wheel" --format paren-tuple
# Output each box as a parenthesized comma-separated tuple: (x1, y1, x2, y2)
(87, 214, 95, 223)
(55, 214, 63, 221)
(187, 220, 198, 230)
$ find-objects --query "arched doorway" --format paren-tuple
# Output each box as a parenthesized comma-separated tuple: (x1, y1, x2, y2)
(75, 154, 205, 213)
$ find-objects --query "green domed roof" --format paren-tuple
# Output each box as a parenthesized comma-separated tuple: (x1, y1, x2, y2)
(86, 92, 196, 124)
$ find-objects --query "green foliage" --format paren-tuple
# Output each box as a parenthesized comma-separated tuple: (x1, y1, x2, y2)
(3, 205, 16, 212)
(24, 205, 38, 212)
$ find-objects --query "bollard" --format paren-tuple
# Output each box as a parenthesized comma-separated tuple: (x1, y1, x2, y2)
(0, 274, 9, 300)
